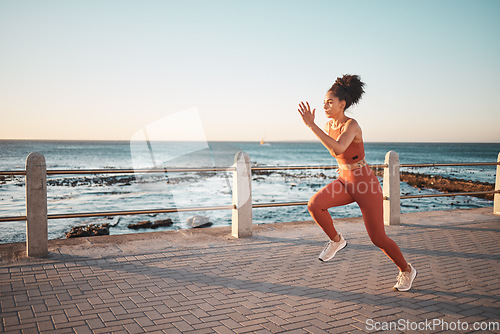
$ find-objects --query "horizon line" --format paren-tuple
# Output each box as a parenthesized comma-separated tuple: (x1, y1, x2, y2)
(1, 139, 499, 144)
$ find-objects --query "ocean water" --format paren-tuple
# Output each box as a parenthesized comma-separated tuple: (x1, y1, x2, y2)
(0, 140, 498, 244)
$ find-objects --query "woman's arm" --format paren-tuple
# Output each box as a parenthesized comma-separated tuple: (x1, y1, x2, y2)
(298, 101, 360, 156)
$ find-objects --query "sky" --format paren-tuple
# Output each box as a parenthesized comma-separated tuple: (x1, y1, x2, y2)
(1, 0, 499, 142)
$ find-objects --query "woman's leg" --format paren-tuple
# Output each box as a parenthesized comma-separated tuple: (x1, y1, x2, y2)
(308, 179, 354, 240)
(349, 170, 408, 271)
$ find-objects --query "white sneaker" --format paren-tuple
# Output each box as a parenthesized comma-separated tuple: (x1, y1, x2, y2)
(393, 263, 417, 291)
(319, 234, 347, 261)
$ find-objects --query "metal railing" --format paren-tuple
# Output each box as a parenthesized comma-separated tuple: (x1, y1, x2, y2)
(1, 157, 499, 219)
(0, 167, 234, 176)
(0, 163, 383, 222)
(0, 163, 383, 223)
(1, 151, 499, 256)
(0, 206, 237, 222)
(1, 158, 499, 220)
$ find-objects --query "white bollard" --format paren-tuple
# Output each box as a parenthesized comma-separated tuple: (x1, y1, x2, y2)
(494, 153, 500, 215)
(383, 151, 401, 225)
(232, 151, 252, 238)
(26, 152, 48, 257)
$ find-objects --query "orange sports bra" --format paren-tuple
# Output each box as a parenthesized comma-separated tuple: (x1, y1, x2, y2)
(327, 119, 365, 165)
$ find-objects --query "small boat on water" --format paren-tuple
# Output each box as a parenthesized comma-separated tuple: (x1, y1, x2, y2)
(260, 138, 271, 146)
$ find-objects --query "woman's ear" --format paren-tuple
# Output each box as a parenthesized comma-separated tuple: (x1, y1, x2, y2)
(340, 100, 347, 111)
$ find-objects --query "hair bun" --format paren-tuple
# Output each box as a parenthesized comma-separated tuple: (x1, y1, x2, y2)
(335, 77, 349, 88)
(329, 74, 365, 110)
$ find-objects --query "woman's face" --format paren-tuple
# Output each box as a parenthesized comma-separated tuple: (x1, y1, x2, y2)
(323, 91, 345, 118)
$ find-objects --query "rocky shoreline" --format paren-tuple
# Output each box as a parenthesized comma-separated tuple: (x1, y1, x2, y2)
(401, 171, 494, 200)
(4, 168, 495, 200)
(373, 169, 495, 200)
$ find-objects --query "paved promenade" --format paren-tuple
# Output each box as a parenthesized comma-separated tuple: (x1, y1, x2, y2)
(1, 207, 499, 333)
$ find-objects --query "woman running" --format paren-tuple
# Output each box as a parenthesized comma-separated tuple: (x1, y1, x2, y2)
(298, 74, 417, 291)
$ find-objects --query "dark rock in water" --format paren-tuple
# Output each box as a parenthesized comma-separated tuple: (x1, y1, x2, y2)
(187, 216, 212, 228)
(66, 223, 110, 238)
(128, 221, 152, 229)
(127, 218, 173, 230)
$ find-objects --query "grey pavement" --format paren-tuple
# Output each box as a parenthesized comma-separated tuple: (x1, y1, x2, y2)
(1, 207, 499, 333)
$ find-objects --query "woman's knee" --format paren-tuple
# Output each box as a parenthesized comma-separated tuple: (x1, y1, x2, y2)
(369, 233, 390, 249)
(307, 197, 319, 212)
(308, 196, 326, 213)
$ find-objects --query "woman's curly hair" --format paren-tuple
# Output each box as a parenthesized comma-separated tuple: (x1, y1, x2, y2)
(328, 74, 365, 110)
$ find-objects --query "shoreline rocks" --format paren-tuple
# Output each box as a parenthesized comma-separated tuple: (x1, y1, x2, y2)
(373, 169, 495, 200)
(187, 216, 213, 228)
(127, 218, 173, 230)
(400, 171, 494, 200)
(66, 223, 110, 238)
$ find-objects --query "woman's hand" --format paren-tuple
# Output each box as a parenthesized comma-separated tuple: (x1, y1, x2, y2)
(298, 101, 316, 128)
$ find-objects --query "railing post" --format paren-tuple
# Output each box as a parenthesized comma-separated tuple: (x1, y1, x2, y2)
(232, 151, 252, 237)
(26, 152, 48, 257)
(494, 152, 500, 215)
(383, 151, 401, 225)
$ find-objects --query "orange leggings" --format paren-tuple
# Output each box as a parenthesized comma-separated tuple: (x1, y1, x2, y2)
(308, 166, 408, 271)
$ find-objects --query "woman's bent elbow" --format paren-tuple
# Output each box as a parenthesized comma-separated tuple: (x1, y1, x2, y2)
(329, 148, 345, 156)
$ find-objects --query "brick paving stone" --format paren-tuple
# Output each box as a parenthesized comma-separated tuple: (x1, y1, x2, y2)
(21, 326, 42, 334)
(213, 325, 236, 334)
(275, 303, 298, 314)
(233, 324, 264, 333)
(307, 318, 333, 330)
(260, 320, 286, 333)
(56, 320, 87, 330)
(374, 307, 402, 317)
(271, 309, 295, 320)
(73, 324, 93, 334)
(132, 316, 155, 328)
(182, 328, 214, 334)
(281, 328, 309, 334)
(302, 325, 331, 334)
(283, 320, 315, 331)
(123, 322, 145, 334)
(180, 313, 202, 326)
(192, 320, 228, 330)
(252, 329, 274, 334)
(172, 319, 195, 332)
(35, 320, 55, 332)
(221, 318, 243, 329)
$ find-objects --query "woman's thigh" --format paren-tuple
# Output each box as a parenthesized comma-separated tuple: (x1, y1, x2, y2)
(309, 179, 355, 209)
(347, 172, 385, 238)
